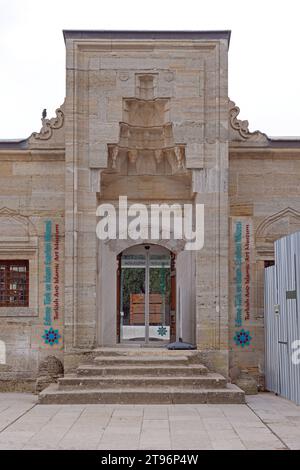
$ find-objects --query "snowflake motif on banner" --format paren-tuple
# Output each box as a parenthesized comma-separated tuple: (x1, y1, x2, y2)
(157, 326, 167, 337)
(234, 329, 252, 348)
(42, 327, 61, 346)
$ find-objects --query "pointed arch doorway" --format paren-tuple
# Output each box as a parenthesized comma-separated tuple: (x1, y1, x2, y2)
(117, 244, 176, 345)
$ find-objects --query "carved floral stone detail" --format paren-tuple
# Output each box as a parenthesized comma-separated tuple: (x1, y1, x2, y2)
(229, 100, 268, 142)
(32, 108, 64, 140)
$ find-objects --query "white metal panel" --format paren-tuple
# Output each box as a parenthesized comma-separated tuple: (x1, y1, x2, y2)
(265, 231, 300, 405)
(264, 265, 278, 393)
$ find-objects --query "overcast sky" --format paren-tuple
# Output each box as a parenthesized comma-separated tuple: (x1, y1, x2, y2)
(1, 0, 299, 139)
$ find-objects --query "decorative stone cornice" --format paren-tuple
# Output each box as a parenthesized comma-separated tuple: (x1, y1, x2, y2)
(31, 107, 64, 141)
(229, 100, 268, 144)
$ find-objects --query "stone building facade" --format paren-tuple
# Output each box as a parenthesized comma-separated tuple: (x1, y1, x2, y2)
(0, 30, 299, 391)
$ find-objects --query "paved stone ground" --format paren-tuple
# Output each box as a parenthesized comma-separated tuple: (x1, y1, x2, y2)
(0, 392, 299, 450)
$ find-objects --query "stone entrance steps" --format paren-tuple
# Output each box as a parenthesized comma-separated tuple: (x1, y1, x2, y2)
(39, 348, 245, 404)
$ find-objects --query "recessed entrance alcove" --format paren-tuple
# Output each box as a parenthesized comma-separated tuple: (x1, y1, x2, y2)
(95, 72, 196, 346)
(97, 237, 196, 347)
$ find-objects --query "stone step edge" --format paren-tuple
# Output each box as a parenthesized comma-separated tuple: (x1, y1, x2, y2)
(60, 372, 224, 381)
(93, 355, 190, 362)
(77, 364, 207, 370)
(39, 383, 245, 404)
(91, 348, 200, 356)
(40, 383, 244, 396)
(58, 376, 226, 388)
(76, 367, 208, 376)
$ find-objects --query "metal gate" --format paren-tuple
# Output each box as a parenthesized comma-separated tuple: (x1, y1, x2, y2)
(264, 231, 300, 405)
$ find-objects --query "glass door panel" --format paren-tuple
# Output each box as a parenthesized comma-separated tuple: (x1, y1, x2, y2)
(120, 254, 146, 342)
(149, 253, 171, 343)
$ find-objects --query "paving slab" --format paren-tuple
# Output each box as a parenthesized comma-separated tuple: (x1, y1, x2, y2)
(0, 391, 299, 449)
(247, 393, 300, 450)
